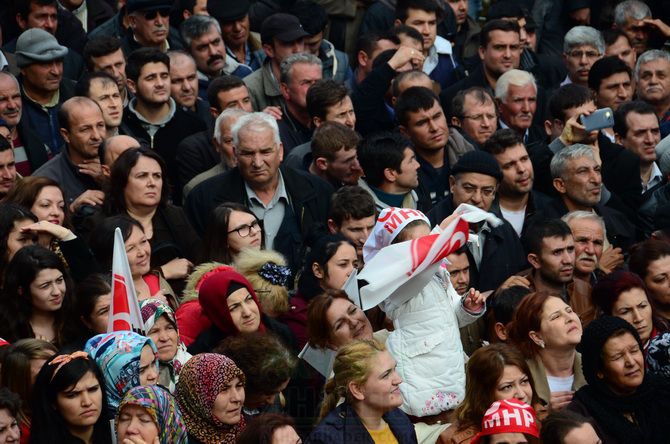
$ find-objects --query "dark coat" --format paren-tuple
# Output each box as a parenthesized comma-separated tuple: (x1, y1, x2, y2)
(88, 9, 125, 40)
(120, 27, 184, 56)
(16, 117, 50, 173)
(351, 62, 396, 137)
(85, 0, 115, 33)
(598, 133, 643, 222)
(428, 198, 528, 292)
(174, 129, 218, 192)
(307, 402, 417, 444)
(490, 189, 553, 240)
(185, 166, 333, 273)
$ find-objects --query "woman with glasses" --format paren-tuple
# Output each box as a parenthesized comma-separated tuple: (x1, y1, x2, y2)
(200, 202, 263, 264)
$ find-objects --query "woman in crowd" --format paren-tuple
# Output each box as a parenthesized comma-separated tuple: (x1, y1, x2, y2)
(0, 245, 78, 346)
(442, 343, 541, 444)
(629, 239, 670, 322)
(90, 215, 177, 308)
(200, 202, 263, 264)
(30, 351, 112, 444)
(308, 339, 416, 443)
(234, 248, 291, 318)
(188, 268, 294, 354)
(592, 271, 667, 352)
(84, 331, 159, 415)
(139, 298, 192, 392)
(74, 274, 111, 337)
(236, 413, 301, 444)
(102, 147, 199, 289)
(0, 203, 37, 284)
(0, 339, 56, 442)
(283, 235, 359, 349)
(508, 292, 586, 411)
(471, 399, 540, 444)
(568, 316, 670, 442)
(115, 384, 188, 444)
(3, 178, 99, 282)
(215, 332, 297, 421)
(0, 387, 21, 443)
(175, 353, 246, 444)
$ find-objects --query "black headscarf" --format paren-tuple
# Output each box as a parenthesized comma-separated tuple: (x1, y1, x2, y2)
(573, 316, 670, 443)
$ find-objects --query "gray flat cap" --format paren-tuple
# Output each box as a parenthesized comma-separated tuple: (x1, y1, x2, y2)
(15, 28, 68, 68)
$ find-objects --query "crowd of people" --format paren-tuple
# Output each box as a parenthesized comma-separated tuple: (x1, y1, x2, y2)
(0, 0, 670, 442)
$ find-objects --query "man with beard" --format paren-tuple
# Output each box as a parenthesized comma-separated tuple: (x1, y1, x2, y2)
(483, 129, 551, 238)
(0, 72, 50, 175)
(635, 50, 670, 138)
(122, 0, 184, 54)
(121, 48, 205, 203)
(33, 97, 106, 212)
(180, 15, 252, 101)
(560, 26, 604, 88)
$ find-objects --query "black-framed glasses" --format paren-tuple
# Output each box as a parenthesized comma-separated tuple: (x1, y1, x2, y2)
(143, 8, 171, 20)
(228, 220, 261, 237)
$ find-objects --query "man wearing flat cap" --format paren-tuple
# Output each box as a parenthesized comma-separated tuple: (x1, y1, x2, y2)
(208, 0, 264, 71)
(15, 28, 75, 156)
(121, 0, 185, 55)
(243, 13, 310, 114)
(427, 150, 528, 291)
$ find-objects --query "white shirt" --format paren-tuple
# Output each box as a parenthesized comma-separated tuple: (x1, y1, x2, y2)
(643, 161, 664, 193)
(423, 35, 453, 76)
(547, 374, 574, 393)
(501, 206, 526, 237)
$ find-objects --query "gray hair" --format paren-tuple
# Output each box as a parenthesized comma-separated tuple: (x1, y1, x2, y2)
(0, 72, 19, 89)
(614, 0, 651, 26)
(279, 53, 322, 85)
(180, 15, 222, 48)
(635, 49, 670, 82)
(562, 210, 607, 237)
(232, 112, 281, 150)
(564, 26, 605, 54)
(550, 144, 596, 179)
(214, 109, 248, 144)
(495, 69, 537, 102)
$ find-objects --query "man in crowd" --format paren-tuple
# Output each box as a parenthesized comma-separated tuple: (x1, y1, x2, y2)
(75, 72, 124, 136)
(357, 131, 420, 211)
(561, 26, 604, 87)
(16, 28, 75, 156)
(0, 138, 18, 199)
(613, 0, 653, 56)
(588, 56, 633, 113)
(306, 122, 362, 189)
(83, 37, 131, 106)
(602, 29, 637, 71)
(562, 211, 608, 285)
(495, 69, 544, 145)
(99, 134, 143, 178)
(122, 0, 183, 54)
(185, 112, 332, 273)
(207, 0, 264, 70)
(167, 51, 211, 127)
(33, 96, 106, 211)
(450, 87, 497, 149)
(635, 50, 670, 138)
(57, 0, 114, 33)
(348, 31, 399, 89)
(327, 185, 376, 266)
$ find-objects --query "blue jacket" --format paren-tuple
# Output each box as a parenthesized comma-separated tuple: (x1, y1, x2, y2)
(307, 402, 417, 444)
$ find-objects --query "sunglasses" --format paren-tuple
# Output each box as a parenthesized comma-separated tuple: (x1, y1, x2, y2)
(143, 7, 171, 20)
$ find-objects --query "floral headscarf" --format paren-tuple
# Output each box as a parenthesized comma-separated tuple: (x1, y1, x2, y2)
(175, 353, 246, 444)
(116, 385, 188, 444)
(140, 298, 192, 392)
(84, 331, 158, 413)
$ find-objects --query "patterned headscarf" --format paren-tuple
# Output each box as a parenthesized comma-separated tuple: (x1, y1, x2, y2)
(116, 385, 188, 444)
(140, 298, 192, 392)
(175, 353, 246, 444)
(84, 331, 159, 413)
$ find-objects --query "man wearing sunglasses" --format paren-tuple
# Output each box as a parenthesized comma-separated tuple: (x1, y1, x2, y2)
(122, 0, 184, 55)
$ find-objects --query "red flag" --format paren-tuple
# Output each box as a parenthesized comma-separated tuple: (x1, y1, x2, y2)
(108, 227, 144, 333)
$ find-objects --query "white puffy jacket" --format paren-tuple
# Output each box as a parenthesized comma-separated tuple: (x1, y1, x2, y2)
(383, 269, 482, 417)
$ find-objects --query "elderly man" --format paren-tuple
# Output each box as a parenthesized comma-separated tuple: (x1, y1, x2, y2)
(180, 15, 252, 101)
(547, 144, 634, 250)
(185, 112, 333, 273)
(33, 97, 106, 211)
(16, 28, 75, 156)
(122, 0, 184, 54)
(636, 50, 670, 138)
(495, 69, 544, 145)
(207, 0, 264, 70)
(563, 211, 609, 285)
(613, 0, 657, 56)
(75, 72, 124, 136)
(0, 72, 50, 175)
(99, 134, 142, 178)
(450, 87, 497, 148)
(561, 26, 604, 87)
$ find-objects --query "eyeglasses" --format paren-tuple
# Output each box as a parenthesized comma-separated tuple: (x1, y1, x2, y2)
(462, 113, 497, 122)
(228, 220, 261, 237)
(567, 50, 600, 59)
(143, 7, 171, 20)
(459, 184, 496, 198)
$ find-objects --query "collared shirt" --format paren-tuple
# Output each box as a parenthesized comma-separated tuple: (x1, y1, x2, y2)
(560, 75, 572, 87)
(467, 222, 491, 269)
(423, 35, 453, 76)
(499, 120, 530, 144)
(245, 171, 289, 250)
(643, 161, 664, 193)
(226, 41, 251, 66)
(0, 51, 8, 71)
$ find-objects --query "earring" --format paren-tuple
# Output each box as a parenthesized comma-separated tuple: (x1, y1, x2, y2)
(537, 341, 545, 349)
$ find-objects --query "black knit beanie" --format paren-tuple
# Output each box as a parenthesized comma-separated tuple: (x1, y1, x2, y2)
(451, 150, 503, 182)
(577, 315, 643, 386)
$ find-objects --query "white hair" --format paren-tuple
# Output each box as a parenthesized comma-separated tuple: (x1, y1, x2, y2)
(635, 49, 670, 82)
(550, 144, 596, 179)
(564, 26, 605, 54)
(562, 210, 607, 238)
(214, 109, 248, 144)
(231, 112, 281, 150)
(614, 0, 651, 26)
(495, 69, 537, 102)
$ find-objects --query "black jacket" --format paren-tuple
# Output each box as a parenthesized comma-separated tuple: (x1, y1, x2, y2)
(428, 198, 528, 291)
(185, 166, 333, 272)
(175, 128, 218, 190)
(490, 189, 554, 240)
(598, 133, 643, 222)
(351, 62, 396, 137)
(85, 0, 115, 34)
(16, 117, 50, 173)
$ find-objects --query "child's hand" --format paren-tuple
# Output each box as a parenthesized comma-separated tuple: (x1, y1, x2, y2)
(463, 288, 487, 312)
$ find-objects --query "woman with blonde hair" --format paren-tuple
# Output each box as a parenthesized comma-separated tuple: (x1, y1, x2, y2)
(307, 339, 417, 443)
(234, 249, 291, 318)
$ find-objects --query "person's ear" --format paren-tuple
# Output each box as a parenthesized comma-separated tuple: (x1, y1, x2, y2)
(596, 371, 604, 380)
(543, 119, 553, 137)
(327, 219, 339, 234)
(280, 82, 290, 101)
(210, 106, 221, 120)
(451, 117, 462, 128)
(128, 14, 137, 30)
(553, 177, 567, 194)
(383, 167, 397, 183)
(494, 322, 508, 342)
(394, 19, 403, 27)
(357, 50, 368, 70)
(528, 330, 545, 348)
(398, 124, 407, 136)
(314, 157, 328, 172)
(312, 262, 325, 279)
(60, 128, 71, 145)
(313, 116, 324, 128)
(478, 45, 486, 61)
(263, 42, 275, 59)
(16, 13, 28, 31)
(348, 381, 366, 401)
(101, 164, 111, 178)
(126, 78, 137, 96)
(527, 252, 541, 270)
(449, 175, 456, 193)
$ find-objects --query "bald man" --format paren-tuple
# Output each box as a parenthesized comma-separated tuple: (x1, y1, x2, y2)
(100, 135, 142, 177)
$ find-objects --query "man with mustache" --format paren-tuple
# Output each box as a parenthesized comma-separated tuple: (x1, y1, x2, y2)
(495, 69, 544, 147)
(483, 129, 552, 239)
(180, 15, 252, 102)
(562, 211, 608, 285)
(612, 0, 663, 57)
(0, 72, 50, 175)
(121, 48, 205, 203)
(561, 26, 604, 88)
(122, 0, 184, 55)
(635, 50, 670, 138)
